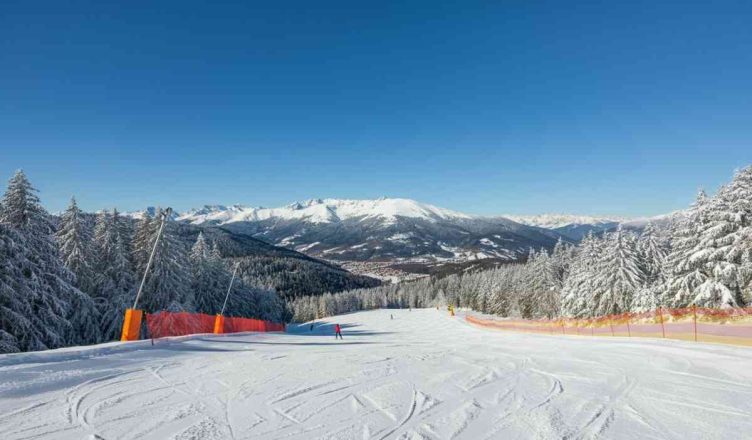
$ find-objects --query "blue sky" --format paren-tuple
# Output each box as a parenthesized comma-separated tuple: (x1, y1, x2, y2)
(1, 1, 751, 216)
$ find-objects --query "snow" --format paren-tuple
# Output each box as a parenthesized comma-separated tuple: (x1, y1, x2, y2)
(3, 309, 751, 439)
(478, 238, 498, 248)
(505, 213, 628, 229)
(505, 213, 683, 231)
(177, 198, 473, 226)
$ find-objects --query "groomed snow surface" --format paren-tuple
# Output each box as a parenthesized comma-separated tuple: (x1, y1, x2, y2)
(2, 309, 751, 440)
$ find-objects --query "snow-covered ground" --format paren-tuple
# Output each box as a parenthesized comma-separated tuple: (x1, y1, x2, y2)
(2, 309, 751, 439)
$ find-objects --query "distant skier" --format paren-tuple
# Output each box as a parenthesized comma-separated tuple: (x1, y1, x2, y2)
(310, 323, 314, 332)
(390, 314, 393, 320)
(335, 323, 343, 340)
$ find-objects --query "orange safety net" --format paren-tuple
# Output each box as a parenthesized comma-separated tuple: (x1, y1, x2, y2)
(145, 311, 285, 339)
(465, 306, 752, 347)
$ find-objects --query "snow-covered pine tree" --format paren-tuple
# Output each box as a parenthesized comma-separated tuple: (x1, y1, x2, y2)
(0, 170, 99, 349)
(631, 223, 669, 312)
(56, 197, 94, 294)
(591, 228, 645, 316)
(131, 212, 155, 276)
(527, 249, 561, 318)
(561, 232, 600, 317)
(678, 168, 752, 307)
(92, 209, 136, 341)
(706, 166, 752, 305)
(190, 232, 228, 315)
(0, 223, 36, 353)
(638, 223, 668, 284)
(664, 190, 709, 307)
(550, 238, 574, 290)
(665, 185, 741, 308)
(138, 209, 194, 313)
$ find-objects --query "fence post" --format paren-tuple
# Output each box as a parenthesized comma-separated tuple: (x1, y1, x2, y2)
(658, 307, 666, 338)
(213, 314, 225, 334)
(692, 304, 698, 342)
(626, 313, 631, 338)
(120, 308, 143, 342)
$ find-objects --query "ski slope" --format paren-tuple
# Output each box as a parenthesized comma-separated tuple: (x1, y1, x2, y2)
(2, 309, 751, 439)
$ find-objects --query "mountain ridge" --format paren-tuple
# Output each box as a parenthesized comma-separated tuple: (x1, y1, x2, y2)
(165, 198, 568, 268)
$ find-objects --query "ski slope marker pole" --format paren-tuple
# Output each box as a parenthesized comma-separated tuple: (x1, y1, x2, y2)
(122, 208, 171, 342)
(132, 208, 171, 310)
(214, 262, 239, 334)
(219, 262, 240, 317)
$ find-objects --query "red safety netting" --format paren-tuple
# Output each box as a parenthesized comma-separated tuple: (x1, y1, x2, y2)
(146, 311, 285, 339)
(465, 306, 752, 347)
(222, 317, 286, 333)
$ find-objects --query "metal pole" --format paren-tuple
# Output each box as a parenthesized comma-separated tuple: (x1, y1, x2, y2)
(219, 262, 240, 316)
(132, 208, 171, 310)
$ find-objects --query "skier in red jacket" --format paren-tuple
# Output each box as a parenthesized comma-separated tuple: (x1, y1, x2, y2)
(335, 323, 343, 340)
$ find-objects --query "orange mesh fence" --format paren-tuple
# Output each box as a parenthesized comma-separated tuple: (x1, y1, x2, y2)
(465, 306, 752, 347)
(222, 316, 286, 333)
(146, 311, 285, 339)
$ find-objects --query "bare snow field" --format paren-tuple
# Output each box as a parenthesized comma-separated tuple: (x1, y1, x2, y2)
(2, 309, 752, 440)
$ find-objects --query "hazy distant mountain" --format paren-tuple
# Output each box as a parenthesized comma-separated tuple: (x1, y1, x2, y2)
(507, 213, 679, 240)
(505, 214, 627, 241)
(176, 198, 567, 266)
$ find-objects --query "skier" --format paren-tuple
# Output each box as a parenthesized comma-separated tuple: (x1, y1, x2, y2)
(335, 323, 343, 340)
(390, 314, 393, 320)
(310, 323, 314, 332)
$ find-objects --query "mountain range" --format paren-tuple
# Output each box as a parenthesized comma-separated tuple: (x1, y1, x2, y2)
(123, 198, 674, 280)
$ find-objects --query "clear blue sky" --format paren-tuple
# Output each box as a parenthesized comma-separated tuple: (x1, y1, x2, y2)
(1, 1, 751, 216)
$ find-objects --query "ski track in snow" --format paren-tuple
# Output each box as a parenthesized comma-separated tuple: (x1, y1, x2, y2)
(2, 309, 752, 439)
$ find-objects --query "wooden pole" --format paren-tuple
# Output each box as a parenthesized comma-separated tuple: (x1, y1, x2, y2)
(626, 313, 631, 338)
(692, 304, 698, 342)
(658, 307, 666, 338)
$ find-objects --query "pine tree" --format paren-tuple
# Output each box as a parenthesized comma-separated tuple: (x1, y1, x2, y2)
(190, 232, 228, 315)
(0, 223, 35, 352)
(56, 197, 94, 293)
(561, 232, 600, 317)
(591, 228, 644, 316)
(0, 171, 97, 349)
(131, 213, 155, 276)
(527, 250, 560, 318)
(664, 190, 712, 307)
(138, 209, 194, 313)
(92, 209, 136, 341)
(638, 223, 668, 284)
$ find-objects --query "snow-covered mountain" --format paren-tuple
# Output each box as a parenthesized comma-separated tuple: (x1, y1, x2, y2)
(122, 206, 179, 221)
(173, 198, 565, 265)
(504, 214, 629, 230)
(505, 214, 627, 241)
(177, 198, 473, 226)
(507, 213, 679, 240)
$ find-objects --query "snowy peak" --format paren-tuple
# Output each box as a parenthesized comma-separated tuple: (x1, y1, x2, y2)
(177, 198, 473, 226)
(504, 214, 629, 229)
(122, 206, 179, 221)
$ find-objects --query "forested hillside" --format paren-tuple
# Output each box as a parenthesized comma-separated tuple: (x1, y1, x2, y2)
(0, 171, 378, 353)
(290, 166, 752, 322)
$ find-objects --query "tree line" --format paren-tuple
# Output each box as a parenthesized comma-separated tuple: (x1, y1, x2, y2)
(290, 166, 752, 322)
(0, 171, 285, 353)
